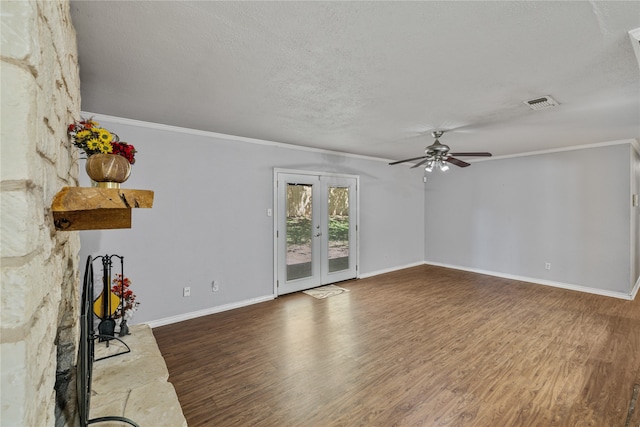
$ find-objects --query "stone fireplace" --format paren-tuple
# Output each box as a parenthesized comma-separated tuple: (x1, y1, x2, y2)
(1, 1, 82, 426)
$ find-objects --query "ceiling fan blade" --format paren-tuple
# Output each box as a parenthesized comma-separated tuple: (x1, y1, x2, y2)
(410, 158, 432, 169)
(445, 157, 471, 168)
(389, 155, 428, 165)
(449, 152, 492, 157)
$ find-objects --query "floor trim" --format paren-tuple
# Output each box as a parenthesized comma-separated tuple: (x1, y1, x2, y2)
(147, 295, 275, 328)
(631, 276, 640, 300)
(147, 262, 637, 328)
(358, 261, 425, 279)
(424, 261, 634, 300)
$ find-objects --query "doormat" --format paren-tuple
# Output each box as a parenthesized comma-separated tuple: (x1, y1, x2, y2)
(303, 285, 350, 299)
(624, 384, 640, 427)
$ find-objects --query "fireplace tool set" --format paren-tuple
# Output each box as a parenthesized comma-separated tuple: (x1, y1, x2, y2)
(78, 254, 138, 427)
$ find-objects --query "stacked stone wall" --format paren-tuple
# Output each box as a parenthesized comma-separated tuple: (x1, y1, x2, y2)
(1, 1, 81, 426)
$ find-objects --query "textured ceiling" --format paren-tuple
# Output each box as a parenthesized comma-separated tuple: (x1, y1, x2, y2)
(70, 1, 640, 161)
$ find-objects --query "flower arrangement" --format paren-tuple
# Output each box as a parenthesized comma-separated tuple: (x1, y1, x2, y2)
(111, 274, 140, 320)
(68, 118, 137, 164)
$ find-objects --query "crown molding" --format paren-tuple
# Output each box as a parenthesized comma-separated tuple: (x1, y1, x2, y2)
(82, 111, 637, 164)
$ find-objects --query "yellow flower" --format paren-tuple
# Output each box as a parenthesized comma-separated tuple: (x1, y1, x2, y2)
(97, 128, 113, 143)
(76, 129, 91, 142)
(98, 141, 113, 154)
(86, 138, 100, 151)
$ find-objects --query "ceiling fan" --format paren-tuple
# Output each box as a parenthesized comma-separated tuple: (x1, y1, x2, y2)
(389, 131, 492, 171)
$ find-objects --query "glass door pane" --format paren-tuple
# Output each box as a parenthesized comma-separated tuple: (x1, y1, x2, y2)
(286, 183, 313, 281)
(320, 176, 357, 285)
(328, 186, 350, 273)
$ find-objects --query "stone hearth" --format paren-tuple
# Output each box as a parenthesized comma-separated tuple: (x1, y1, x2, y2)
(91, 324, 186, 426)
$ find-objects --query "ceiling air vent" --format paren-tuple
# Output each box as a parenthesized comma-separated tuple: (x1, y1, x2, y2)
(524, 95, 559, 111)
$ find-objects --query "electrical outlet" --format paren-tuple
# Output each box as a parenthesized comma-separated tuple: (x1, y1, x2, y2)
(545, 263, 551, 270)
(183, 287, 191, 297)
(212, 280, 219, 292)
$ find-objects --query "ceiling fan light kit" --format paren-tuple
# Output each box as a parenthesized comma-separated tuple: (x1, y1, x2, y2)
(389, 130, 491, 173)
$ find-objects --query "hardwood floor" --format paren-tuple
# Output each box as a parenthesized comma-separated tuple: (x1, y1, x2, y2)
(153, 265, 640, 426)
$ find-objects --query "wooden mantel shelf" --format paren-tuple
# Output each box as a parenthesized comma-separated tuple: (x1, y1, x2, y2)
(52, 187, 154, 231)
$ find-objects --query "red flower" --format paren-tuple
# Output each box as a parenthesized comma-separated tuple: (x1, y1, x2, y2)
(111, 274, 139, 319)
(111, 141, 137, 164)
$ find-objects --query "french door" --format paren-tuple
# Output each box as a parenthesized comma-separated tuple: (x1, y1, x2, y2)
(275, 170, 358, 295)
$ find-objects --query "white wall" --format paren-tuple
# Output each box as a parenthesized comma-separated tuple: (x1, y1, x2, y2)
(79, 115, 425, 325)
(424, 142, 635, 298)
(78, 115, 637, 326)
(632, 143, 640, 293)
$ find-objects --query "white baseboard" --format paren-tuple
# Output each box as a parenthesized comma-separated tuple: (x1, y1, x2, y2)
(358, 261, 425, 279)
(631, 276, 640, 300)
(147, 263, 637, 329)
(147, 295, 275, 328)
(146, 261, 423, 328)
(424, 261, 635, 300)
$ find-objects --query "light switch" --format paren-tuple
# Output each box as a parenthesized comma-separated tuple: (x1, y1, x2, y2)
(267, 208, 272, 217)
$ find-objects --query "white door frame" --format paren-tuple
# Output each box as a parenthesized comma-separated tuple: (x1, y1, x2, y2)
(273, 168, 360, 296)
